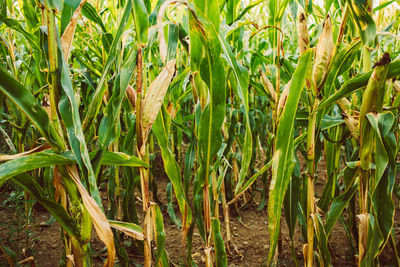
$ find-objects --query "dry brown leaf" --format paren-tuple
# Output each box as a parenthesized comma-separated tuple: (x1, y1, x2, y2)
(53, 166, 64, 203)
(303, 244, 308, 265)
(60, 0, 88, 62)
(204, 247, 213, 267)
(67, 166, 115, 267)
(393, 80, 400, 92)
(357, 213, 369, 263)
(0, 144, 50, 161)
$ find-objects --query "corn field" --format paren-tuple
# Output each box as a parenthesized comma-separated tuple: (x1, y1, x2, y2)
(0, 0, 400, 266)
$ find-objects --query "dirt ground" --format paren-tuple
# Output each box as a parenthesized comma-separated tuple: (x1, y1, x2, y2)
(0, 158, 399, 266)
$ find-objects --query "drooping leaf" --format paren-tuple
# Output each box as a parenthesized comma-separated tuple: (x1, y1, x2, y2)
(109, 220, 144, 240)
(0, 67, 64, 150)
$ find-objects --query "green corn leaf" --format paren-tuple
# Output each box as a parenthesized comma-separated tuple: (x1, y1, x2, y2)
(267, 49, 313, 264)
(82, 1, 107, 32)
(325, 177, 358, 236)
(373, 0, 395, 11)
(0, 244, 19, 266)
(82, 0, 133, 130)
(166, 182, 182, 227)
(367, 112, 396, 252)
(283, 162, 301, 239)
(235, 0, 263, 23)
(312, 213, 331, 266)
(0, 67, 64, 150)
(132, 0, 149, 45)
(229, 159, 272, 204)
(226, 0, 239, 26)
(152, 204, 169, 266)
(324, 40, 361, 97)
(347, 0, 376, 47)
(13, 173, 81, 239)
(314, 59, 400, 113)
(189, 3, 226, 195)
(22, 0, 40, 30)
(93, 46, 137, 174)
(153, 106, 192, 229)
(183, 141, 196, 196)
(109, 220, 144, 240)
(0, 150, 148, 185)
(211, 218, 227, 267)
(219, 34, 253, 195)
(45, 33, 104, 208)
(100, 151, 149, 167)
(192, 0, 220, 32)
(0, 17, 40, 50)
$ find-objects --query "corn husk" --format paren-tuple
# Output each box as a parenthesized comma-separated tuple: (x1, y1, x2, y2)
(126, 84, 137, 109)
(312, 15, 334, 95)
(298, 12, 309, 55)
(276, 81, 291, 120)
(260, 70, 277, 102)
(359, 53, 391, 130)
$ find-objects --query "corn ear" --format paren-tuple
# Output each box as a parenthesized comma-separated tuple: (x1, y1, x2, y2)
(312, 15, 334, 95)
(298, 12, 309, 55)
(276, 80, 290, 120)
(126, 84, 137, 109)
(359, 53, 390, 170)
(260, 70, 277, 102)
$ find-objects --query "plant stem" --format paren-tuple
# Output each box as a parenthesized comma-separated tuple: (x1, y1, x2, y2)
(306, 98, 318, 267)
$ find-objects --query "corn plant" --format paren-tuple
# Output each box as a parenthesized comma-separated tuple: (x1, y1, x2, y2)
(1, 0, 400, 266)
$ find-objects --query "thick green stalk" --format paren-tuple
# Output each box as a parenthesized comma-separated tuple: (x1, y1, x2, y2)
(46, 7, 91, 266)
(47, 9, 63, 136)
(358, 53, 390, 265)
(362, 47, 372, 73)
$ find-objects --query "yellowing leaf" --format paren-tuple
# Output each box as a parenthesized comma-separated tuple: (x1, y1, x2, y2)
(109, 220, 144, 240)
(141, 59, 176, 149)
